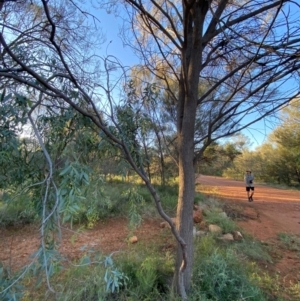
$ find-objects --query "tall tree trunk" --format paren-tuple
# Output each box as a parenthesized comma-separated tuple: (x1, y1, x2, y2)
(174, 95, 197, 291)
(172, 0, 209, 294)
(173, 60, 199, 294)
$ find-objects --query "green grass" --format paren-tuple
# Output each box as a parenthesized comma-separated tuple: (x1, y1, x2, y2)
(18, 231, 298, 301)
(278, 233, 300, 252)
(23, 262, 109, 301)
(22, 244, 174, 301)
(232, 238, 273, 262)
(2, 180, 300, 301)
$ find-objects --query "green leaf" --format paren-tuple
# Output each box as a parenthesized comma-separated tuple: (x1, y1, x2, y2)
(59, 164, 72, 176)
(80, 256, 91, 265)
(104, 256, 113, 267)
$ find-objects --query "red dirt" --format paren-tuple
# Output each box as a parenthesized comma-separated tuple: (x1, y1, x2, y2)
(0, 217, 173, 272)
(1, 175, 300, 289)
(196, 175, 300, 239)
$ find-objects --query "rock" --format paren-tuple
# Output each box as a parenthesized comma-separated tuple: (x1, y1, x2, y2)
(197, 204, 210, 215)
(198, 221, 207, 230)
(160, 221, 168, 228)
(220, 233, 234, 241)
(159, 218, 176, 229)
(208, 224, 222, 234)
(195, 230, 206, 237)
(219, 212, 227, 218)
(199, 204, 210, 211)
(233, 231, 243, 241)
(129, 236, 138, 244)
(193, 226, 197, 236)
(193, 209, 203, 223)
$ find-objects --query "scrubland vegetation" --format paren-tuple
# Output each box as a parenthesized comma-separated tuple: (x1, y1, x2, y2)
(1, 179, 300, 301)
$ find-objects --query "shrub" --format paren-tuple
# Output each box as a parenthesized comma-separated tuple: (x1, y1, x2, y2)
(0, 193, 37, 227)
(114, 247, 174, 301)
(192, 238, 267, 301)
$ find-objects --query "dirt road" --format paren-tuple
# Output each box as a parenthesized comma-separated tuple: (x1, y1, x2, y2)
(197, 175, 300, 240)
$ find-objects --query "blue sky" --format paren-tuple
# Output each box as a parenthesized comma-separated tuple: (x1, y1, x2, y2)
(95, 11, 137, 67)
(241, 118, 278, 149)
(93, 7, 295, 150)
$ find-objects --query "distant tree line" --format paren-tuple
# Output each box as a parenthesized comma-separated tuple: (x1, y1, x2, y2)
(200, 99, 300, 187)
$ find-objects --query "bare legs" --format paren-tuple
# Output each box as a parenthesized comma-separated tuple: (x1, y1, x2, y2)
(247, 188, 254, 202)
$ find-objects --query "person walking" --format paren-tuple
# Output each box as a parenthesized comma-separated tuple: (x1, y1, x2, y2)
(245, 169, 254, 202)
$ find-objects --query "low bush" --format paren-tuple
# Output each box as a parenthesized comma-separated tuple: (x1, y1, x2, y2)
(191, 236, 267, 301)
(114, 246, 174, 301)
(0, 194, 37, 227)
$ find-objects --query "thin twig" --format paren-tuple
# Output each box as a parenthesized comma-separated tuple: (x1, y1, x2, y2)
(0, 249, 41, 295)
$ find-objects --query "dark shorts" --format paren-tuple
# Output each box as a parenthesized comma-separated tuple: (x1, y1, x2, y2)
(246, 187, 254, 192)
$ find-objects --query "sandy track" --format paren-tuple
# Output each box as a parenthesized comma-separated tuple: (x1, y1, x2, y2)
(196, 174, 300, 239)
